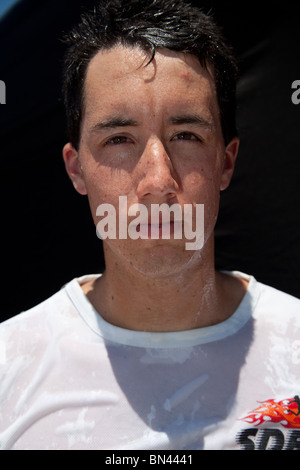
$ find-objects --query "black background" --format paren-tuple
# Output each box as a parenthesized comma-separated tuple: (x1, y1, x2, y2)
(0, 0, 299, 322)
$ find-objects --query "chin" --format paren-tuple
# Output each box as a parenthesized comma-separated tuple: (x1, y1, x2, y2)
(128, 243, 204, 279)
(104, 237, 206, 279)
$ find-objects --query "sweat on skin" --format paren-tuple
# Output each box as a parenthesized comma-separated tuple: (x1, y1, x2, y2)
(63, 44, 245, 333)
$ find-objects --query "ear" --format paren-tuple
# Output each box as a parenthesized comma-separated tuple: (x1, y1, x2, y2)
(62, 143, 87, 195)
(220, 136, 240, 191)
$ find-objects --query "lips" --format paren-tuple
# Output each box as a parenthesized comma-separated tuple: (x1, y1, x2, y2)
(136, 220, 182, 238)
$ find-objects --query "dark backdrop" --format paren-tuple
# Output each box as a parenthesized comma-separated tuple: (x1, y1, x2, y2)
(1, 0, 299, 322)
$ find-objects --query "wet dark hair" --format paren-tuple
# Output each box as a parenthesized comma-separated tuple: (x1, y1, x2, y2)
(62, 0, 238, 149)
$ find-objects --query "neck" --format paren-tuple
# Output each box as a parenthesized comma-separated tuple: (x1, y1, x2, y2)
(82, 241, 248, 332)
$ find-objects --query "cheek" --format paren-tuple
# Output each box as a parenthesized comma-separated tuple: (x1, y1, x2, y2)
(182, 164, 221, 202)
(181, 163, 222, 232)
(176, 139, 225, 192)
(83, 165, 134, 218)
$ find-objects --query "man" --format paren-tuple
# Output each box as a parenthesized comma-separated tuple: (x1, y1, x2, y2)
(0, 0, 299, 451)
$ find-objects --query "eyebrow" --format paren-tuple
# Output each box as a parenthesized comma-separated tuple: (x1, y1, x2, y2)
(90, 117, 139, 133)
(168, 114, 213, 129)
(90, 113, 213, 134)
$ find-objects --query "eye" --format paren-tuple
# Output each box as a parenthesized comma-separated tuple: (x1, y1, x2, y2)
(172, 132, 200, 142)
(104, 135, 132, 146)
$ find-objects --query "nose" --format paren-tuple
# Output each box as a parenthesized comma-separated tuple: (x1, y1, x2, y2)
(136, 138, 179, 202)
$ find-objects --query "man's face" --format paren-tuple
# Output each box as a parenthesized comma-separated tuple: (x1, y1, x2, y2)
(63, 45, 238, 278)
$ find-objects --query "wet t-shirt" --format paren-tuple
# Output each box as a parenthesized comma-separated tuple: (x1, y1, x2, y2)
(0, 272, 300, 450)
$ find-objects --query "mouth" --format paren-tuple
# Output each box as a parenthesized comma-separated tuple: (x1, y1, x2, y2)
(136, 220, 182, 238)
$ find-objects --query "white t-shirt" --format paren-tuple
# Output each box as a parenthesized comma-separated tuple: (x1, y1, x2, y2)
(0, 271, 300, 450)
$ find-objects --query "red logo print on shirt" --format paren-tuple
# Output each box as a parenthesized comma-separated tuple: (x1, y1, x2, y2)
(241, 395, 300, 429)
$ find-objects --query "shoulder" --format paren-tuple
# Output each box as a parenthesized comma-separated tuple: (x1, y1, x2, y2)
(0, 281, 80, 364)
(224, 270, 300, 320)
(226, 271, 300, 335)
(0, 275, 97, 330)
(251, 280, 300, 339)
(1, 284, 69, 330)
(255, 281, 300, 314)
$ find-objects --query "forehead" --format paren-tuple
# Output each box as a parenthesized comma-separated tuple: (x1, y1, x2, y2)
(83, 45, 218, 121)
